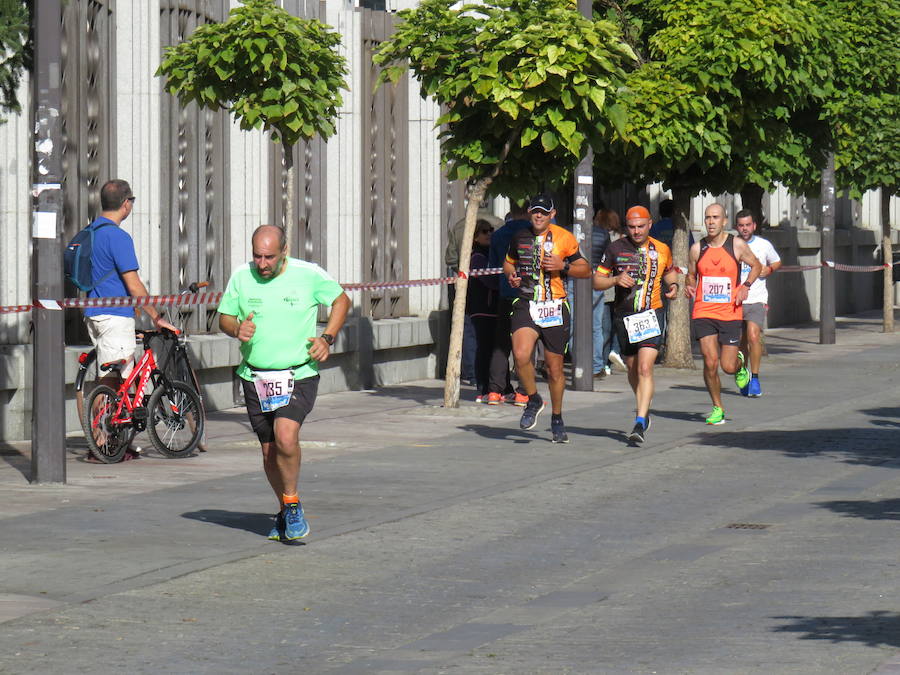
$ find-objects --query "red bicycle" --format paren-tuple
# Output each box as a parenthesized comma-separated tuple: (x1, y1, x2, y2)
(84, 328, 204, 463)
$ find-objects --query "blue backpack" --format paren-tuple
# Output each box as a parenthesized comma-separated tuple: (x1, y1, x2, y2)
(64, 219, 114, 292)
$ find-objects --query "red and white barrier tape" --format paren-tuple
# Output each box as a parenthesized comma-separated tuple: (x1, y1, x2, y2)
(5, 267, 507, 314)
(672, 261, 895, 275)
(3, 262, 894, 314)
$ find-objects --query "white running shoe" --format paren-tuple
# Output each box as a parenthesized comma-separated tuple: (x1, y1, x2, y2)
(609, 351, 626, 370)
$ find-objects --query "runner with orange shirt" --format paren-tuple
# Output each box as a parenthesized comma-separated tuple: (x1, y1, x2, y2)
(504, 194, 591, 442)
(686, 203, 762, 425)
(594, 205, 678, 443)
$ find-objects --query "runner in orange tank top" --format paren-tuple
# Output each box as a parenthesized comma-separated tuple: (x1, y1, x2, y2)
(686, 203, 761, 425)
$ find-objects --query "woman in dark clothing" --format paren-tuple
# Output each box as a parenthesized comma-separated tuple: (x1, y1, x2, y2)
(466, 220, 498, 401)
(592, 208, 622, 377)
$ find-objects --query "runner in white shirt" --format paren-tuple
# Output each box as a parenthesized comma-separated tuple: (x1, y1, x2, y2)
(735, 209, 781, 397)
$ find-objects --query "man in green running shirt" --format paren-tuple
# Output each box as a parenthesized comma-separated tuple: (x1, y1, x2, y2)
(219, 225, 350, 542)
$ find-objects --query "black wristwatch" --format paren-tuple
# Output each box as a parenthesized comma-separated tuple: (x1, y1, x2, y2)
(562, 260, 571, 275)
(320, 333, 335, 346)
(742, 280, 752, 288)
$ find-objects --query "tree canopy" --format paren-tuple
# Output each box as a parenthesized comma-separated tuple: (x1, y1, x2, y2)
(595, 0, 832, 198)
(375, 0, 637, 200)
(820, 0, 900, 198)
(0, 0, 29, 124)
(157, 0, 347, 147)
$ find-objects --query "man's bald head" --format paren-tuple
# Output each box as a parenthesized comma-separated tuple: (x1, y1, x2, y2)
(252, 224, 287, 251)
(704, 203, 726, 219)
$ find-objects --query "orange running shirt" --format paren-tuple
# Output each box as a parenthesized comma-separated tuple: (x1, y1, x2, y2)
(692, 234, 743, 321)
(597, 236, 673, 315)
(505, 224, 583, 301)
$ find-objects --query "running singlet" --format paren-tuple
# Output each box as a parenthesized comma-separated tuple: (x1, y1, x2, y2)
(597, 236, 672, 316)
(692, 234, 742, 321)
(505, 224, 583, 302)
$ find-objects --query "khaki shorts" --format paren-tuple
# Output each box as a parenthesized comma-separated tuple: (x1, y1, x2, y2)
(85, 314, 137, 376)
(742, 302, 767, 329)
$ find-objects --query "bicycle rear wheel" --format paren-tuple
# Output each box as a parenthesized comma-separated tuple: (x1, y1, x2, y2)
(84, 385, 132, 463)
(147, 380, 204, 458)
(175, 352, 208, 450)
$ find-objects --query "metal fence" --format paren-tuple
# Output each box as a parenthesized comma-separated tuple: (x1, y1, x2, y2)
(159, 0, 231, 332)
(359, 8, 409, 319)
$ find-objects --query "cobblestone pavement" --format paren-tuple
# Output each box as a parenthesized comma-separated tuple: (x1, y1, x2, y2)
(1, 313, 899, 674)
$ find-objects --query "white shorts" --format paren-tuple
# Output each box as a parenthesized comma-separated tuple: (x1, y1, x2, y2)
(85, 315, 136, 377)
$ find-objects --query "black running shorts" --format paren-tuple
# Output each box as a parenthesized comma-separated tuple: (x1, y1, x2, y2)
(242, 374, 320, 443)
(509, 299, 571, 355)
(693, 317, 742, 346)
(614, 308, 667, 357)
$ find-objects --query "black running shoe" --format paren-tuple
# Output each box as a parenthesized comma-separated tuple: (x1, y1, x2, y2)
(628, 422, 645, 443)
(519, 399, 545, 430)
(551, 418, 569, 443)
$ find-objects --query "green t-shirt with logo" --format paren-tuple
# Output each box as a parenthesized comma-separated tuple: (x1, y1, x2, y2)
(218, 258, 344, 381)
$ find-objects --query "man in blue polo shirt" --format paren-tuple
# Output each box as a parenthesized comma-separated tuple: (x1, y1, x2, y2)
(84, 179, 176, 388)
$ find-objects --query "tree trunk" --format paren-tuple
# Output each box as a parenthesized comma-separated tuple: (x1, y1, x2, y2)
(283, 140, 294, 256)
(739, 183, 766, 228)
(443, 178, 490, 408)
(662, 186, 695, 369)
(883, 187, 894, 333)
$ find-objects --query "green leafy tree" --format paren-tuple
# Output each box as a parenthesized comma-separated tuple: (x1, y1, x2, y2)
(819, 0, 900, 331)
(594, 0, 831, 367)
(0, 0, 29, 124)
(157, 0, 347, 250)
(375, 0, 636, 406)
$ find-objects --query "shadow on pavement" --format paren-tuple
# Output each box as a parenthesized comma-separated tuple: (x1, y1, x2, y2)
(861, 406, 900, 418)
(772, 611, 900, 648)
(645, 408, 705, 423)
(456, 424, 545, 444)
(0, 443, 29, 480)
(182, 509, 273, 535)
(669, 384, 746, 399)
(815, 498, 900, 521)
(698, 427, 899, 466)
(360, 383, 448, 405)
(457, 423, 631, 445)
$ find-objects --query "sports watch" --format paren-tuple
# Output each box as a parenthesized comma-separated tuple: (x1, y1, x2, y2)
(320, 333, 335, 346)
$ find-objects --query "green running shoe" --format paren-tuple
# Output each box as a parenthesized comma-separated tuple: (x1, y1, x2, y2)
(705, 406, 726, 425)
(734, 352, 750, 390)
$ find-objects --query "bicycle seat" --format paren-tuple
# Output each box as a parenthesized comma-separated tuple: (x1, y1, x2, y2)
(99, 359, 128, 373)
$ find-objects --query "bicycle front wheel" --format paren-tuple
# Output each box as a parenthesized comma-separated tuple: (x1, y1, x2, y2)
(84, 385, 131, 463)
(147, 380, 204, 458)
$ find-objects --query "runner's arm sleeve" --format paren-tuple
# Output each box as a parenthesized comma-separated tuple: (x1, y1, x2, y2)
(312, 266, 344, 306)
(217, 273, 242, 317)
(504, 234, 519, 265)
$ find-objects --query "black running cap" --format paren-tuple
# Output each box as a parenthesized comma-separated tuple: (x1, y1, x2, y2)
(528, 194, 555, 212)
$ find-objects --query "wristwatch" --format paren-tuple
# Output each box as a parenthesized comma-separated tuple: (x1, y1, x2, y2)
(562, 260, 571, 275)
(742, 280, 752, 288)
(320, 333, 335, 346)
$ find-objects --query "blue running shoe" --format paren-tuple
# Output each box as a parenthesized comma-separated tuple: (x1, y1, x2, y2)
(268, 511, 285, 541)
(747, 377, 762, 397)
(283, 501, 310, 540)
(519, 398, 544, 430)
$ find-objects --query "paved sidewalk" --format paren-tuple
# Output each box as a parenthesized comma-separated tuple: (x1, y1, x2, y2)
(0, 311, 898, 673)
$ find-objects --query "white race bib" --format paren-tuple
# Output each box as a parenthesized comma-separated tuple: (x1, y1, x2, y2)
(252, 369, 295, 412)
(701, 276, 732, 303)
(624, 309, 661, 344)
(529, 299, 564, 328)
